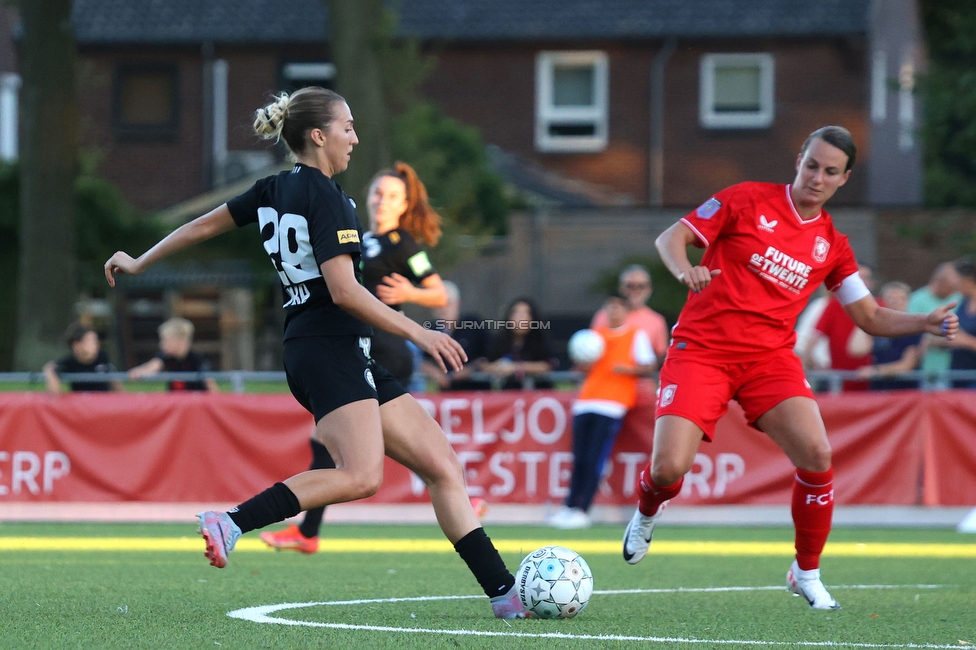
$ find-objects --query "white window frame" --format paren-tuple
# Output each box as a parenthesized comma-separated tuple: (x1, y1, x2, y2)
(535, 51, 609, 153)
(282, 62, 336, 83)
(699, 53, 775, 129)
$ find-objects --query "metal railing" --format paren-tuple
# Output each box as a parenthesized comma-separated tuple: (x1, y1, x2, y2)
(2, 369, 975, 394)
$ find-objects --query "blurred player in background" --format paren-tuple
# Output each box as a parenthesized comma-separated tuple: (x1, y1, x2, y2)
(104, 87, 527, 619)
(621, 126, 959, 610)
(260, 161, 448, 553)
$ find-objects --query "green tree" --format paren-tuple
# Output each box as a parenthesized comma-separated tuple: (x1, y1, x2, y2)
(0, 162, 164, 370)
(15, 0, 80, 370)
(326, 0, 391, 210)
(920, 0, 976, 207)
(324, 1, 509, 259)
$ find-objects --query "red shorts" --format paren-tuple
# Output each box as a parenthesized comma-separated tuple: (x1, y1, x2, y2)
(655, 347, 814, 441)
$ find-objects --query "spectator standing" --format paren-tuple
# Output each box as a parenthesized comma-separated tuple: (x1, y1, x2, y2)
(127, 317, 219, 392)
(804, 264, 876, 390)
(549, 292, 656, 529)
(482, 297, 555, 389)
(857, 282, 922, 390)
(908, 262, 962, 387)
(930, 258, 976, 388)
(42, 323, 121, 394)
(591, 264, 669, 361)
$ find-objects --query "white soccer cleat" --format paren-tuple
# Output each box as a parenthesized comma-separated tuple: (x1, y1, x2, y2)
(490, 583, 531, 619)
(621, 505, 663, 565)
(787, 560, 841, 610)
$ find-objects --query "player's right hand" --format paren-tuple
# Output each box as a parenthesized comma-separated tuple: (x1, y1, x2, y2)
(678, 266, 721, 293)
(104, 252, 142, 287)
(416, 328, 467, 373)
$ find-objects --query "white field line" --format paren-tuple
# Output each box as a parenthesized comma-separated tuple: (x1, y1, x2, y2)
(227, 585, 960, 648)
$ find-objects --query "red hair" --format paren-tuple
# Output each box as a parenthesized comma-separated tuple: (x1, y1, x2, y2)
(372, 161, 442, 246)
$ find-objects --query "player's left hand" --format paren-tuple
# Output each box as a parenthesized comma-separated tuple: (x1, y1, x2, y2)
(925, 301, 959, 339)
(376, 273, 413, 305)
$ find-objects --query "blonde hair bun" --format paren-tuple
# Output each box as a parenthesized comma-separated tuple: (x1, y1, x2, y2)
(253, 92, 290, 140)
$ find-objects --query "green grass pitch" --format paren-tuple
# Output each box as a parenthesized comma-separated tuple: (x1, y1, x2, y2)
(1, 522, 973, 649)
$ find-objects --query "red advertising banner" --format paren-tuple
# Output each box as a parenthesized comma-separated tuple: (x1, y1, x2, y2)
(0, 390, 973, 506)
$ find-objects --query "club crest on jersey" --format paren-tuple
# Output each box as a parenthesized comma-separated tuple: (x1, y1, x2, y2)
(758, 214, 778, 232)
(337, 229, 360, 244)
(812, 236, 830, 263)
(695, 198, 721, 220)
(660, 384, 678, 408)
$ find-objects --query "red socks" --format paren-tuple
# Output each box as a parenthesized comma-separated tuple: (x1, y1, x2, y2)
(637, 464, 683, 517)
(791, 467, 834, 571)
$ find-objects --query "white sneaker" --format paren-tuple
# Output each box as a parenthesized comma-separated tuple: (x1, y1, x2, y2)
(549, 508, 591, 530)
(787, 560, 841, 610)
(546, 506, 573, 527)
(622, 504, 664, 565)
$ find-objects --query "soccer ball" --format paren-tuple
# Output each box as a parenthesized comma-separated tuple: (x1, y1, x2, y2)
(567, 329, 605, 364)
(515, 545, 593, 619)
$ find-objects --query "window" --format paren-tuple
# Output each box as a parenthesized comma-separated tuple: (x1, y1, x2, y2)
(281, 62, 336, 93)
(699, 53, 774, 129)
(536, 51, 608, 152)
(113, 64, 178, 140)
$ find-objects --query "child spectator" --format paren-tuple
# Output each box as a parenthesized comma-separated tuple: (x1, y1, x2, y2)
(549, 292, 656, 529)
(43, 322, 121, 394)
(128, 317, 219, 392)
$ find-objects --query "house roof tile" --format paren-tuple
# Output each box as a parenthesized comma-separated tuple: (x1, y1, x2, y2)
(72, 0, 870, 45)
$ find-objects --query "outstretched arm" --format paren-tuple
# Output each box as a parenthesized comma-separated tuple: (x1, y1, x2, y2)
(844, 295, 959, 339)
(104, 205, 238, 287)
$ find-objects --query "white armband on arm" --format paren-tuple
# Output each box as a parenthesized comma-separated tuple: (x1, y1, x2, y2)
(834, 272, 871, 306)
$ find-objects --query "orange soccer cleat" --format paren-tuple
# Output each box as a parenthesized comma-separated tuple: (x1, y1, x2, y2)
(259, 524, 319, 554)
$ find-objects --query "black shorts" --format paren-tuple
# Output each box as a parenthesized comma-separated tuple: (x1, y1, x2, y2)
(283, 335, 407, 423)
(369, 328, 414, 386)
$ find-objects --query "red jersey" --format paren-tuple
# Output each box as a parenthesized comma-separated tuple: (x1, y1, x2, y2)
(814, 297, 871, 370)
(674, 182, 859, 356)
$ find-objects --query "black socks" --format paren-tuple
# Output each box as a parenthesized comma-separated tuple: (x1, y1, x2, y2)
(227, 482, 302, 534)
(453, 528, 516, 598)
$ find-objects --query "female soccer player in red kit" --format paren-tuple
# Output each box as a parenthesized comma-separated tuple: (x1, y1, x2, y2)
(621, 126, 960, 610)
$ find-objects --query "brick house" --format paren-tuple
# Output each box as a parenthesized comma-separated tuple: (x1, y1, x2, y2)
(55, 0, 923, 213)
(0, 0, 933, 357)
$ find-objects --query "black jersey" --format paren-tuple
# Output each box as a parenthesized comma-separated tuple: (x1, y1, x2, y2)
(361, 228, 436, 309)
(54, 351, 116, 391)
(155, 350, 210, 391)
(227, 164, 371, 340)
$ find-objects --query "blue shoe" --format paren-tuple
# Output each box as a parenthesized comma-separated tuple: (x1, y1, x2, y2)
(196, 511, 242, 568)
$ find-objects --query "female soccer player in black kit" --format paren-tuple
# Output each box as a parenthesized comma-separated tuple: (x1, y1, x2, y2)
(260, 161, 450, 553)
(103, 87, 527, 618)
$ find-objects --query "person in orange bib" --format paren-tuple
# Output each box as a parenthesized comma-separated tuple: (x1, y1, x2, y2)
(548, 293, 657, 529)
